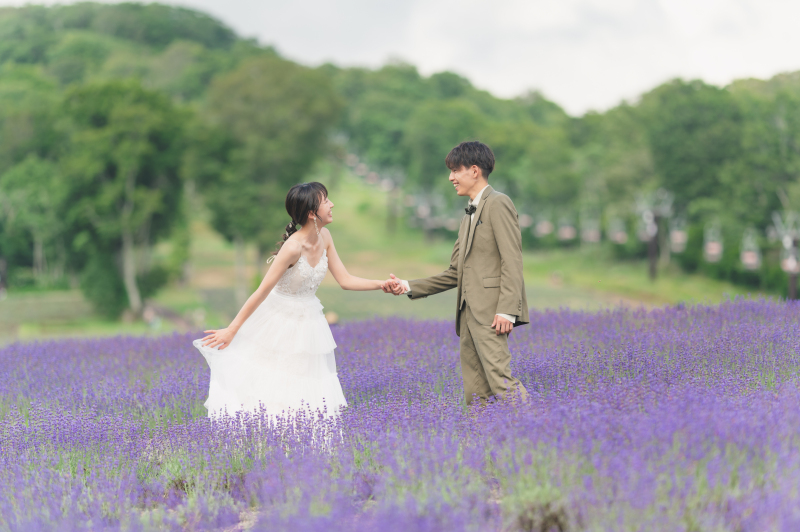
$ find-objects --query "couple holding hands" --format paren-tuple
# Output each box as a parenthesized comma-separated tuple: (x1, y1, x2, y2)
(194, 141, 529, 418)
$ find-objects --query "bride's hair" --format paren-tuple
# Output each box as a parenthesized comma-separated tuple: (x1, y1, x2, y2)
(272, 182, 328, 256)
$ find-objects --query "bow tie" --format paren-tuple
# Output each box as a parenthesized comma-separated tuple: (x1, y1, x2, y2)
(465, 204, 477, 215)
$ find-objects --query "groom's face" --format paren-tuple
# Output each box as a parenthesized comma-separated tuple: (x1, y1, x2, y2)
(449, 165, 481, 197)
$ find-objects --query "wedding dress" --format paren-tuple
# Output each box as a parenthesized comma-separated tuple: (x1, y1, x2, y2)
(193, 249, 347, 418)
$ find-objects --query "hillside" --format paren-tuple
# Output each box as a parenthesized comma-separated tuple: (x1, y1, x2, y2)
(0, 166, 759, 343)
(0, 2, 794, 335)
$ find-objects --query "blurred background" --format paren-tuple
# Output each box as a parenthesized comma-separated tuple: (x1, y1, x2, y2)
(2, 1, 800, 343)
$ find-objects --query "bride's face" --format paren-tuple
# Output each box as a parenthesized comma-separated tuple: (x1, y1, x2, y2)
(314, 195, 334, 227)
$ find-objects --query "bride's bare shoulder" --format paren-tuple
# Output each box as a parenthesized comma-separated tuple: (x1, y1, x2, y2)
(320, 227, 335, 247)
(276, 239, 303, 263)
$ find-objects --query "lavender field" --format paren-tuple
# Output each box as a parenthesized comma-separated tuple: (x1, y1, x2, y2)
(1, 299, 799, 531)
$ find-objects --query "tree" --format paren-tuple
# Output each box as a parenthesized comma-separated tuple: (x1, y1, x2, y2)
(403, 99, 486, 198)
(60, 80, 186, 317)
(330, 63, 431, 170)
(0, 156, 62, 280)
(640, 79, 742, 214)
(0, 64, 60, 174)
(718, 88, 800, 229)
(0, 65, 62, 287)
(193, 55, 341, 304)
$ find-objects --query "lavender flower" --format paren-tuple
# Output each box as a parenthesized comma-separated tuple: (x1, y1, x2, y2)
(0, 299, 798, 530)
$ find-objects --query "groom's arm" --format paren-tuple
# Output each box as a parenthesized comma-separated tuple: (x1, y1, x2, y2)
(404, 237, 460, 299)
(490, 195, 525, 317)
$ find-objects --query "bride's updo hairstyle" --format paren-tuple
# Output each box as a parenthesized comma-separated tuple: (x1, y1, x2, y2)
(272, 182, 328, 256)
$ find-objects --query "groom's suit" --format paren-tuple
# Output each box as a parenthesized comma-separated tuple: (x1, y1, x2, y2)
(407, 186, 529, 404)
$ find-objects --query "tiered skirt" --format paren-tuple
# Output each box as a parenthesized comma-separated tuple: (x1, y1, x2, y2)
(193, 290, 347, 418)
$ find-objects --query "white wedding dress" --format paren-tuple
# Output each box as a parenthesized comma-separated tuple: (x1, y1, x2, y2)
(193, 249, 347, 418)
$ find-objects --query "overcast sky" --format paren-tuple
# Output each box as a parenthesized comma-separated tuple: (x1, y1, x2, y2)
(6, 0, 800, 114)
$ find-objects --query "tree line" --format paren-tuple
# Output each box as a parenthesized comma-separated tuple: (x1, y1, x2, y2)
(2, 2, 800, 318)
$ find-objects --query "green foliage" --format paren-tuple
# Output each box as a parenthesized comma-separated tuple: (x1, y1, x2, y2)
(137, 264, 170, 300)
(0, 155, 62, 259)
(4, 0, 800, 314)
(0, 5, 57, 64)
(79, 251, 127, 319)
(0, 2, 235, 62)
(404, 99, 486, 194)
(197, 55, 341, 246)
(143, 40, 226, 101)
(60, 80, 187, 314)
(326, 62, 576, 224)
(641, 79, 743, 213)
(718, 88, 800, 228)
(46, 32, 112, 85)
(674, 225, 704, 273)
(507, 124, 577, 209)
(0, 64, 61, 172)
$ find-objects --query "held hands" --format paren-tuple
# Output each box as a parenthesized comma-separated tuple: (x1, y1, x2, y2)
(381, 273, 407, 296)
(492, 314, 513, 335)
(201, 326, 238, 350)
(379, 274, 511, 334)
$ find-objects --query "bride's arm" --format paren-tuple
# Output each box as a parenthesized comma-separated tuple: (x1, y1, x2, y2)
(324, 228, 386, 291)
(201, 241, 302, 349)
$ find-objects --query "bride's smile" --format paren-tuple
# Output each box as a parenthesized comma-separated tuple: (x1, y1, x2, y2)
(316, 196, 335, 226)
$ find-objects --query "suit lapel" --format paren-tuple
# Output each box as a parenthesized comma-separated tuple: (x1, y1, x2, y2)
(464, 186, 493, 258)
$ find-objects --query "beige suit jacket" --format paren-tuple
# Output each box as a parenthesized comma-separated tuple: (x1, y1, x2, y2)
(408, 186, 529, 336)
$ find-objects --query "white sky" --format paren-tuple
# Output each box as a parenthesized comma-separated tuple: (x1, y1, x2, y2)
(5, 0, 800, 114)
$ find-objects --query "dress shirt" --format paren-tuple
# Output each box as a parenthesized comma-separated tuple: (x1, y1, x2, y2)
(399, 184, 516, 324)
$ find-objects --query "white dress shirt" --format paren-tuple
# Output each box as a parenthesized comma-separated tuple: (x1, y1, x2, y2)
(400, 184, 516, 324)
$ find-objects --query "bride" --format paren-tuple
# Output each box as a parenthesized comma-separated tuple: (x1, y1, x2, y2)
(194, 182, 390, 418)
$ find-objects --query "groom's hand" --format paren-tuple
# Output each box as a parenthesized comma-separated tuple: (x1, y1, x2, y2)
(381, 277, 399, 295)
(492, 315, 513, 335)
(381, 274, 407, 295)
(388, 274, 407, 295)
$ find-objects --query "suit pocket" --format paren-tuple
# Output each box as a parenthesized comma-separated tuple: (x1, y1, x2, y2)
(483, 277, 501, 288)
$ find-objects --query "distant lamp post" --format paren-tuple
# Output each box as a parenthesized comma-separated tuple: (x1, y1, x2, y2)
(773, 211, 800, 299)
(669, 217, 688, 253)
(534, 217, 554, 237)
(355, 163, 369, 177)
(766, 225, 778, 243)
(557, 216, 577, 241)
(580, 211, 601, 243)
(607, 218, 628, 245)
(636, 189, 673, 281)
(637, 212, 657, 242)
(703, 223, 724, 263)
(739, 227, 761, 270)
(518, 214, 534, 229)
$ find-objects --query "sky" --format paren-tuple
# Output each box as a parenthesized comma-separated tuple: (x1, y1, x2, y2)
(5, 0, 800, 115)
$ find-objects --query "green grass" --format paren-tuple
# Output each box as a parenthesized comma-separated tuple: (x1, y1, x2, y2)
(0, 168, 769, 342)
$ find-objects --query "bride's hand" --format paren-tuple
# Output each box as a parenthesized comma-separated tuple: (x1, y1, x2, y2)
(202, 327, 238, 350)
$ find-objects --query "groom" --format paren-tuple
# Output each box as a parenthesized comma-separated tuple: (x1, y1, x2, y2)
(385, 141, 529, 405)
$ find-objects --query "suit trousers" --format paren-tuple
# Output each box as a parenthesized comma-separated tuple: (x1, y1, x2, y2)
(459, 304, 528, 405)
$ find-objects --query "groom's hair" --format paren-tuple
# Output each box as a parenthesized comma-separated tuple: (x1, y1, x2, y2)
(445, 141, 495, 179)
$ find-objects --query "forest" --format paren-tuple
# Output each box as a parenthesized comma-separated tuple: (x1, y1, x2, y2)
(2, 2, 800, 319)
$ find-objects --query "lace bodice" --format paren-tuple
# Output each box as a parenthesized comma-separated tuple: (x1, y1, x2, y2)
(274, 250, 328, 298)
